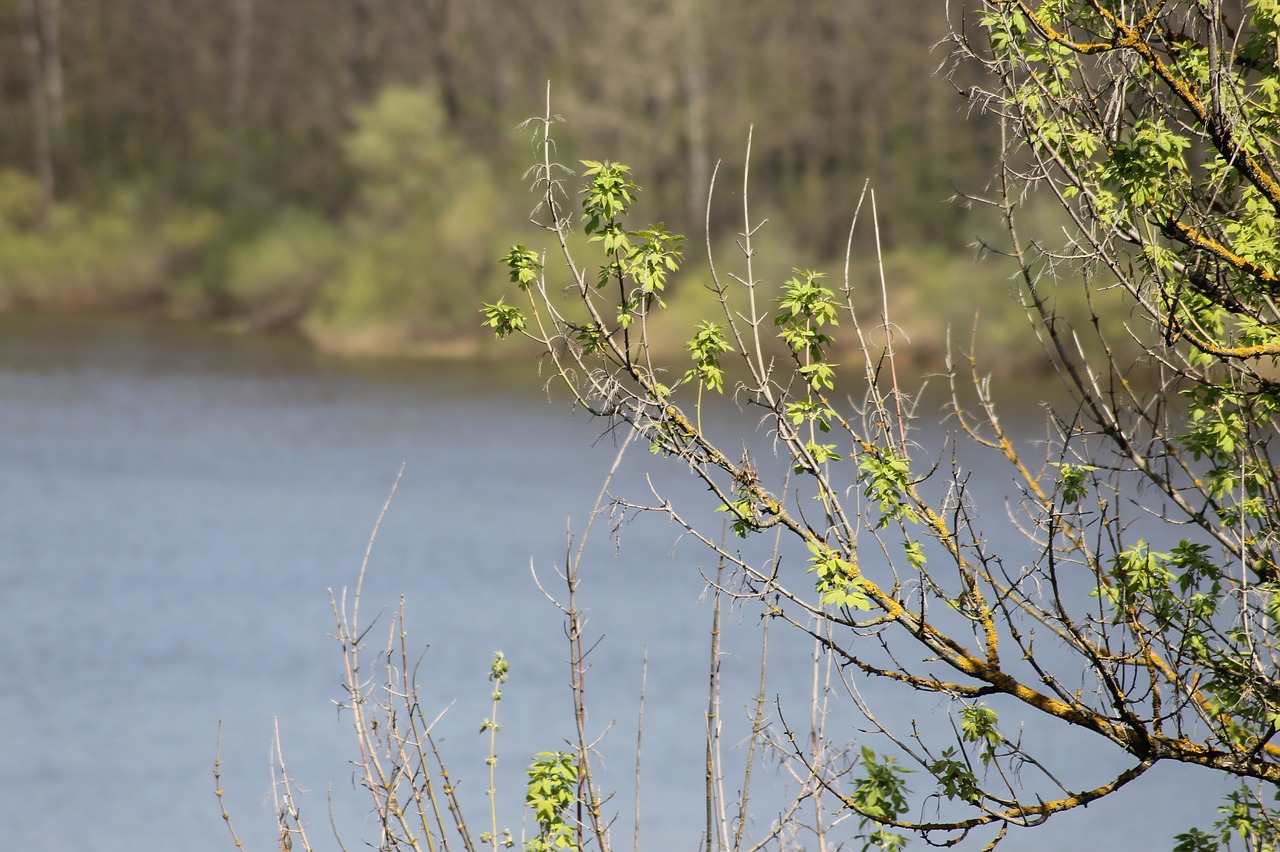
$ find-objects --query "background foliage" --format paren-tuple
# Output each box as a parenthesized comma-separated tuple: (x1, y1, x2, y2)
(0, 0, 1024, 359)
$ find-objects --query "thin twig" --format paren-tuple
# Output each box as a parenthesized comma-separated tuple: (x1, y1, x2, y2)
(632, 647, 647, 852)
(213, 722, 246, 851)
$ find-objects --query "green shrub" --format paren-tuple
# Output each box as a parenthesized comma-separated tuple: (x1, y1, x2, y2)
(305, 86, 516, 352)
(0, 170, 45, 234)
(225, 210, 340, 329)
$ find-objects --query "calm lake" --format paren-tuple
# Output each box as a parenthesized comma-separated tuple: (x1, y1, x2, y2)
(0, 314, 1226, 850)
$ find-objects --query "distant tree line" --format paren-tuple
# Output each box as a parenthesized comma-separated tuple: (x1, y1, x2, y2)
(0, 1, 1011, 353)
(0, 1, 997, 248)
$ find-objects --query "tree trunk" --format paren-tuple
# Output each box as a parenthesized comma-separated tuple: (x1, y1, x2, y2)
(39, 0, 66, 176)
(416, 0, 460, 123)
(228, 0, 256, 202)
(348, 0, 379, 102)
(679, 0, 709, 232)
(19, 0, 54, 218)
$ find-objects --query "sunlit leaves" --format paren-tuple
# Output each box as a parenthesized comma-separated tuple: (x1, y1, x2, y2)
(1105, 119, 1191, 212)
(684, 321, 731, 392)
(501, 244, 542, 290)
(1100, 541, 1176, 623)
(929, 748, 980, 804)
(1096, 538, 1228, 638)
(481, 298, 526, 338)
(1051, 462, 1096, 505)
(859, 446, 917, 528)
(1087, 534, 1280, 747)
(798, 361, 838, 392)
(1172, 826, 1217, 852)
(486, 244, 540, 337)
(777, 269, 838, 328)
(807, 539, 872, 610)
(959, 703, 1002, 767)
(624, 224, 683, 297)
(972, 14, 1280, 824)
(785, 398, 836, 432)
(803, 440, 842, 467)
(776, 269, 839, 381)
(578, 161, 684, 323)
(580, 160, 637, 235)
(1181, 383, 1272, 503)
(489, 650, 510, 690)
(718, 493, 759, 539)
(525, 751, 578, 852)
(903, 538, 926, 571)
(851, 746, 911, 851)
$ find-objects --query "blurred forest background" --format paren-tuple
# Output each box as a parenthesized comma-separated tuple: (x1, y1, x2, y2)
(0, 0, 1070, 363)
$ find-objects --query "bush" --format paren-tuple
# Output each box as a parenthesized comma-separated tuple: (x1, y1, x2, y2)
(225, 210, 341, 329)
(0, 169, 45, 234)
(305, 87, 516, 353)
(0, 180, 225, 312)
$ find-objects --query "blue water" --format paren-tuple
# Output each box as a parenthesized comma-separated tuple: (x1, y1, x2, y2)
(0, 315, 1227, 850)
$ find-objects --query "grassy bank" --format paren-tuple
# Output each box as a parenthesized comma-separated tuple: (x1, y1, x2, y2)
(0, 193, 1131, 374)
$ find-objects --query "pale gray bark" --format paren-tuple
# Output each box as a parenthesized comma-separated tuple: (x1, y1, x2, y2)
(38, 0, 66, 171)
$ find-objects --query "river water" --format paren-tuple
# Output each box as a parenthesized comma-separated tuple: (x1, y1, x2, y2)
(0, 314, 1227, 850)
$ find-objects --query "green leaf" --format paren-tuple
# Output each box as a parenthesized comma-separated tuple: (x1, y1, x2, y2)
(581, 160, 639, 236)
(481, 299, 526, 338)
(501, 245, 543, 290)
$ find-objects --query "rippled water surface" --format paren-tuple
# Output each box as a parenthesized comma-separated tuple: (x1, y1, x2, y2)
(0, 315, 1223, 850)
